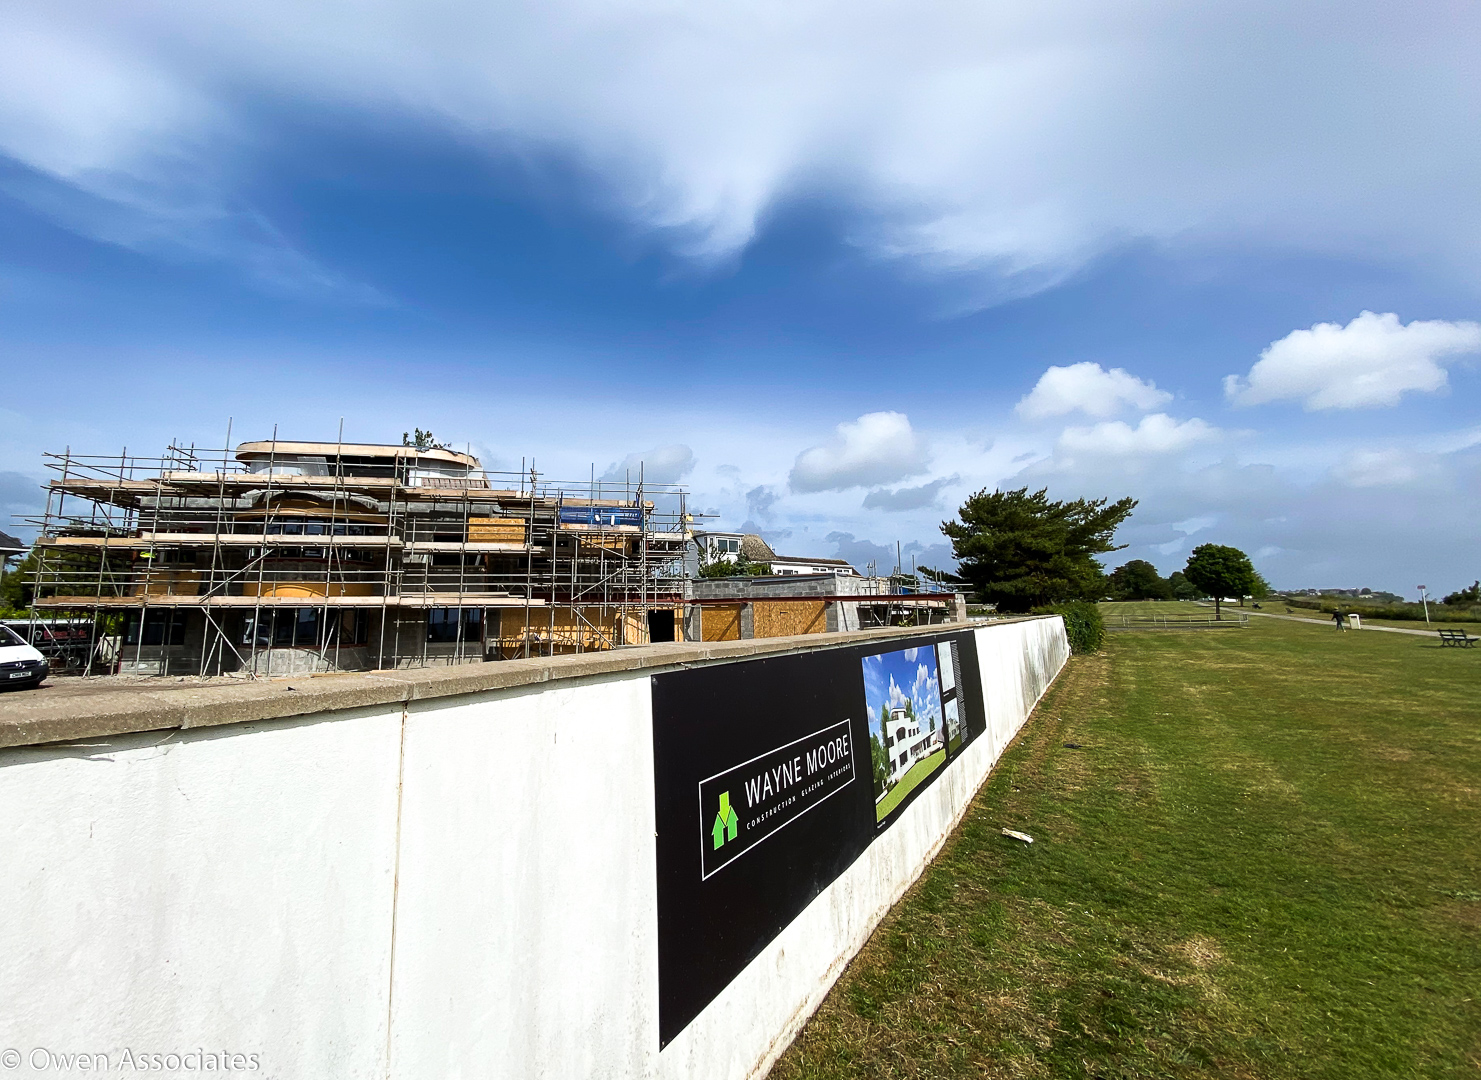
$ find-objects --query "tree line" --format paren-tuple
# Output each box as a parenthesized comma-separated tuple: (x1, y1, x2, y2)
(938, 486, 1266, 618)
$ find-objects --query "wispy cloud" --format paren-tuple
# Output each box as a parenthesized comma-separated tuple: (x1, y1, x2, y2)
(2, 1, 1479, 293)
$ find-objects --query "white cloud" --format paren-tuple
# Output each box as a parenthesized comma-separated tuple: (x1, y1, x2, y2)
(600, 443, 695, 486)
(1058, 413, 1219, 456)
(1016, 362, 1171, 419)
(790, 411, 928, 492)
(1225, 311, 1481, 410)
(887, 675, 909, 712)
(1, 2, 1479, 289)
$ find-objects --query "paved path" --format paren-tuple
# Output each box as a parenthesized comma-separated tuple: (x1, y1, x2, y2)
(1243, 609, 1441, 638)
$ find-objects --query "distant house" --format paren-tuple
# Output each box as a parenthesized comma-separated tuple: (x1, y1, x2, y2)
(882, 706, 935, 784)
(695, 531, 860, 576)
(696, 531, 780, 566)
(768, 555, 860, 577)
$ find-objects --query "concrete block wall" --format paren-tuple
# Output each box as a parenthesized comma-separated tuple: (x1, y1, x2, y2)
(0, 617, 1068, 1080)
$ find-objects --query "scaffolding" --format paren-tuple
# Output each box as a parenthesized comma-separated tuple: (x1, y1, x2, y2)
(22, 438, 691, 676)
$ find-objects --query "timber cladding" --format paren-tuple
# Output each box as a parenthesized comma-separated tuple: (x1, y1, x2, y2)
(701, 605, 744, 642)
(753, 600, 826, 638)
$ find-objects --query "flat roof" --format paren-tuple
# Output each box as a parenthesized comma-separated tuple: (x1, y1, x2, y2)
(235, 441, 481, 468)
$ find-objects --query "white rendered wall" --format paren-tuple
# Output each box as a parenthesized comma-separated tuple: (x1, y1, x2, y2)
(386, 677, 659, 1080)
(0, 618, 1067, 1080)
(0, 707, 404, 1079)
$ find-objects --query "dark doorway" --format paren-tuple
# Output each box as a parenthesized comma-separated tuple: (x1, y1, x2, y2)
(647, 609, 677, 643)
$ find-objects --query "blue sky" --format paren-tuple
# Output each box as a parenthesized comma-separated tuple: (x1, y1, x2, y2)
(2, 0, 1479, 595)
(863, 646, 942, 744)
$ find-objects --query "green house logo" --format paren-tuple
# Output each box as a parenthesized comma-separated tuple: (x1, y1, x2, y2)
(711, 791, 739, 849)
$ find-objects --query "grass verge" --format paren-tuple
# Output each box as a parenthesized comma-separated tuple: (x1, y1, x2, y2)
(771, 613, 1481, 1079)
(878, 748, 948, 820)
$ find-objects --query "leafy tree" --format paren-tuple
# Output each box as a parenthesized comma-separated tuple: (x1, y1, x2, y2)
(696, 547, 772, 579)
(870, 729, 890, 796)
(402, 428, 448, 451)
(941, 487, 1137, 613)
(1443, 580, 1481, 606)
(1108, 559, 1172, 600)
(1183, 544, 1258, 619)
(0, 549, 37, 615)
(1166, 570, 1202, 600)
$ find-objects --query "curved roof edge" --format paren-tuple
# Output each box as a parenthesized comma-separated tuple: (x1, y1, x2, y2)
(234, 441, 481, 467)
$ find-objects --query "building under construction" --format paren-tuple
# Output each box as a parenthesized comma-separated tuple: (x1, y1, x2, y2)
(26, 440, 692, 676)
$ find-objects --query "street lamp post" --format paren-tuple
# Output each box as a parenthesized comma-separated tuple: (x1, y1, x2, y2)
(1418, 585, 1430, 625)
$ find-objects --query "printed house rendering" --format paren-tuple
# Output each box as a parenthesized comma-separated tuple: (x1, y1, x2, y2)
(865, 643, 949, 822)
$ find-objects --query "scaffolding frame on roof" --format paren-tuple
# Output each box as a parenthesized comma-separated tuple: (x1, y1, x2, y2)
(21, 432, 691, 677)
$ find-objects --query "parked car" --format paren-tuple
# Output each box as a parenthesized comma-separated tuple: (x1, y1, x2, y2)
(0, 624, 49, 690)
(0, 618, 95, 669)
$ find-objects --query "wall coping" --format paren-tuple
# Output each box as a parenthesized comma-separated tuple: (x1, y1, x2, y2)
(0, 618, 1050, 751)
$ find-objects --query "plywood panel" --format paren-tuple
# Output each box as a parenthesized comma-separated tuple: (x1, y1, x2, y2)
(701, 605, 743, 642)
(490, 606, 625, 657)
(468, 517, 526, 543)
(752, 600, 826, 639)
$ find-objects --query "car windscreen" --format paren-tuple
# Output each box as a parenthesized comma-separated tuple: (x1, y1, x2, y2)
(0, 626, 27, 647)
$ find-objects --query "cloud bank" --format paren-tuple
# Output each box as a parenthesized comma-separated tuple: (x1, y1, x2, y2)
(1057, 413, 1219, 457)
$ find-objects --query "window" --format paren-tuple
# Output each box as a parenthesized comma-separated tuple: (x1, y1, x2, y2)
(427, 607, 483, 643)
(123, 610, 189, 647)
(242, 608, 324, 649)
(337, 610, 370, 646)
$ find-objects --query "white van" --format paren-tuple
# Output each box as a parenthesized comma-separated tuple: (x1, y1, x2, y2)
(0, 624, 49, 690)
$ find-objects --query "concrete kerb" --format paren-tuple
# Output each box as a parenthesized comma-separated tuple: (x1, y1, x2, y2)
(0, 618, 1046, 751)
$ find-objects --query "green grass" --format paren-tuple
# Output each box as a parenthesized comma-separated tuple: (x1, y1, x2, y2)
(771, 614, 1481, 1079)
(878, 748, 948, 820)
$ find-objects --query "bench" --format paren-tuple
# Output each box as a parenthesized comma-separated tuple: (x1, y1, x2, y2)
(1438, 628, 1478, 648)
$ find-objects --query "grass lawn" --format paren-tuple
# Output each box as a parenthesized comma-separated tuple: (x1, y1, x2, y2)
(771, 613, 1481, 1079)
(878, 748, 948, 820)
(1282, 611, 1481, 639)
(1104, 599, 1481, 639)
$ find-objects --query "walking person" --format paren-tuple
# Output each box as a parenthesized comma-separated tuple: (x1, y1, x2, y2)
(1333, 610, 1347, 632)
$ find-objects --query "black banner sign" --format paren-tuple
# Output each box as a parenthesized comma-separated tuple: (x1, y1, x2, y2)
(698, 719, 856, 879)
(652, 629, 985, 1048)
